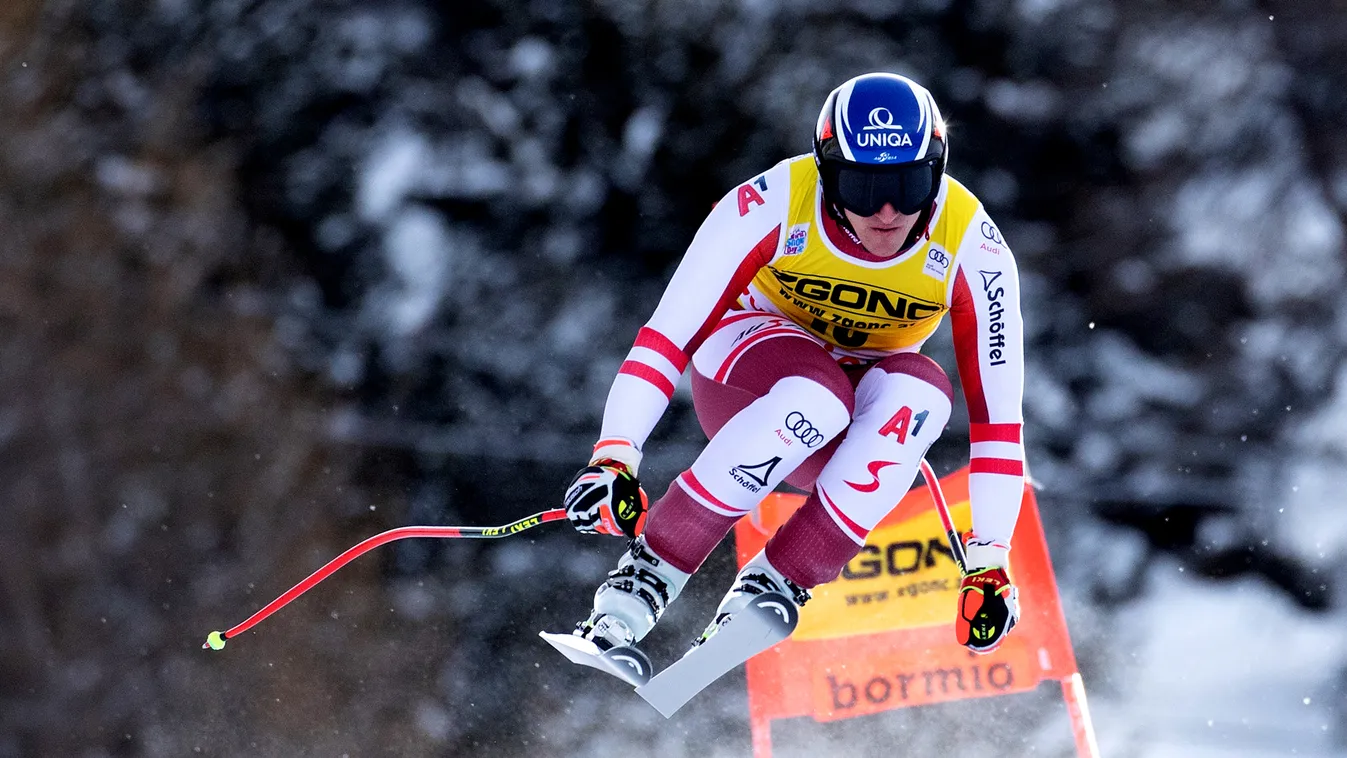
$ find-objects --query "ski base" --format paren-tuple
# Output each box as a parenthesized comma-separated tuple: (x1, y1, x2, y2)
(635, 592, 798, 718)
(539, 630, 654, 688)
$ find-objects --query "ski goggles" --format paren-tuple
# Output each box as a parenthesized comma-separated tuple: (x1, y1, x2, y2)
(821, 158, 942, 217)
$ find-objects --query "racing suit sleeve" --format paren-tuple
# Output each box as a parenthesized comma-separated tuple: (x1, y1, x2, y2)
(947, 209, 1025, 567)
(593, 162, 791, 466)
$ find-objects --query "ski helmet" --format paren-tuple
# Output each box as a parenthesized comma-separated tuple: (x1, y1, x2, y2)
(813, 73, 947, 217)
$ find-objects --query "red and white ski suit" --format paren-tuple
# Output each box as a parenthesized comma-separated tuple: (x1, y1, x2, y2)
(593, 154, 1025, 586)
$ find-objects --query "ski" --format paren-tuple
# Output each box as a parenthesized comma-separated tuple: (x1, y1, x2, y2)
(635, 592, 798, 718)
(539, 630, 654, 688)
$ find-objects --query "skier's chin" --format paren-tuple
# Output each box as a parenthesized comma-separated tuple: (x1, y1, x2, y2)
(856, 227, 908, 258)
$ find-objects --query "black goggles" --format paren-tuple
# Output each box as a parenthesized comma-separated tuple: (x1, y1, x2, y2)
(822, 159, 941, 217)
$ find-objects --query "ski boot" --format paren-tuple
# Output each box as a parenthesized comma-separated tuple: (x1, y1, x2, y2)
(693, 550, 810, 649)
(581, 536, 690, 646)
(542, 536, 689, 687)
(634, 551, 807, 717)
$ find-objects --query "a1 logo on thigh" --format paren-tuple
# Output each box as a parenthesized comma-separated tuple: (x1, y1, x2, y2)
(877, 405, 930, 444)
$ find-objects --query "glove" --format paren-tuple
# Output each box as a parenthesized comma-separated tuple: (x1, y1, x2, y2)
(564, 458, 648, 538)
(954, 538, 1019, 654)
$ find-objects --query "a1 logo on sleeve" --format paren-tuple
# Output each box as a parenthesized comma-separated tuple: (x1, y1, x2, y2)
(737, 175, 769, 216)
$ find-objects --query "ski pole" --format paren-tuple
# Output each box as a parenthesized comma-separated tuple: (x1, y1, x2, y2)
(919, 459, 967, 575)
(203, 508, 567, 651)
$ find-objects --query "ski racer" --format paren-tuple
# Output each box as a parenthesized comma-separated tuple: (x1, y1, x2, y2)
(559, 72, 1024, 662)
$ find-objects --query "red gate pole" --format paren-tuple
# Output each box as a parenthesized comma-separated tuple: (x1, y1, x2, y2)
(1062, 672, 1102, 757)
(751, 715, 773, 758)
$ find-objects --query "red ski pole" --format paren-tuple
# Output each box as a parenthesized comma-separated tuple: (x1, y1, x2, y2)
(919, 458, 967, 575)
(203, 508, 568, 651)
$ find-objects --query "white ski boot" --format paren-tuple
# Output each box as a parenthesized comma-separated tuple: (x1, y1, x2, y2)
(634, 550, 807, 717)
(693, 550, 809, 649)
(580, 536, 690, 648)
(540, 536, 689, 687)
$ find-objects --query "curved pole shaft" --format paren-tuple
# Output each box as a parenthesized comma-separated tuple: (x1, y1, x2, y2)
(205, 508, 567, 648)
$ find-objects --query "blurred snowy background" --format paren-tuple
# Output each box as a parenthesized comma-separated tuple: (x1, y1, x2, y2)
(2, 0, 1346, 756)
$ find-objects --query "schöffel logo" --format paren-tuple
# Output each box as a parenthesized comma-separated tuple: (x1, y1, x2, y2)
(729, 457, 781, 493)
(979, 270, 1009, 367)
(856, 107, 913, 149)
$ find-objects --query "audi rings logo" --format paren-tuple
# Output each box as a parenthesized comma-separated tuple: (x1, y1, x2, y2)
(785, 411, 825, 448)
(980, 221, 1004, 245)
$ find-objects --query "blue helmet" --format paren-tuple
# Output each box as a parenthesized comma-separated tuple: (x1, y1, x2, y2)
(813, 73, 948, 217)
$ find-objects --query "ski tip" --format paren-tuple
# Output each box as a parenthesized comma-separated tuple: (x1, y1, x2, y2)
(203, 631, 226, 651)
(538, 630, 598, 665)
(635, 592, 799, 718)
(748, 593, 800, 631)
(635, 689, 684, 716)
(539, 631, 653, 688)
(538, 630, 582, 651)
(603, 648, 654, 687)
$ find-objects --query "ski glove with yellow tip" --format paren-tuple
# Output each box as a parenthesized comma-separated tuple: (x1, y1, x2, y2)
(955, 565, 1019, 654)
(563, 457, 648, 539)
